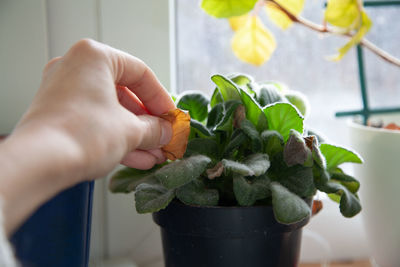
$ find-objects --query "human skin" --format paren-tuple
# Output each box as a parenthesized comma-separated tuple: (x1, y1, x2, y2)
(0, 39, 175, 234)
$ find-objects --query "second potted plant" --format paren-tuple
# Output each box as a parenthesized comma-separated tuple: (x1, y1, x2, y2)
(110, 74, 362, 267)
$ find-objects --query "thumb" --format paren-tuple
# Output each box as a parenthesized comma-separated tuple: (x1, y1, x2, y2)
(131, 114, 173, 150)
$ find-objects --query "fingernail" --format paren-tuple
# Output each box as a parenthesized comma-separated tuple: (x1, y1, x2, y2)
(160, 119, 173, 146)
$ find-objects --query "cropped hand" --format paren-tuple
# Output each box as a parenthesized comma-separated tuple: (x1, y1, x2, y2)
(0, 39, 175, 233)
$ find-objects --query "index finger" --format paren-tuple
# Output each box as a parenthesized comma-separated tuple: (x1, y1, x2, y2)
(107, 46, 175, 115)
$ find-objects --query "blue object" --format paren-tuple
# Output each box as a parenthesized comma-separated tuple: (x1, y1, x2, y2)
(10, 181, 94, 267)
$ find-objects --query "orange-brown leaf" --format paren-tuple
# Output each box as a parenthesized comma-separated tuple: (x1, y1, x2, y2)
(160, 108, 191, 160)
(312, 200, 323, 216)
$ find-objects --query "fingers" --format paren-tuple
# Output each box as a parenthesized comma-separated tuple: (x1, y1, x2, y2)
(116, 85, 149, 115)
(105, 45, 176, 115)
(42, 56, 62, 78)
(121, 149, 165, 170)
(129, 114, 172, 150)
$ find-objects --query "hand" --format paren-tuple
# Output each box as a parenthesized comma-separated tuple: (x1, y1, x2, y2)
(0, 39, 175, 233)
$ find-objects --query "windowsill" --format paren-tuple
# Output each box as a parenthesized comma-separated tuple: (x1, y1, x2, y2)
(301, 260, 371, 267)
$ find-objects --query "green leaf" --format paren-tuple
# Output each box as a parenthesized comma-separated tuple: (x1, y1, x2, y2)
(109, 166, 159, 193)
(270, 182, 311, 224)
(261, 130, 284, 156)
(223, 130, 248, 156)
(330, 168, 360, 193)
(284, 90, 309, 117)
(279, 165, 316, 197)
(233, 174, 271, 206)
(211, 74, 241, 102)
(176, 179, 219, 206)
(156, 155, 211, 189)
(257, 84, 285, 107)
(222, 159, 255, 176)
(135, 183, 175, 213)
(244, 153, 271, 176)
(184, 138, 220, 160)
(201, 0, 258, 18)
(240, 119, 263, 152)
(229, 73, 253, 87)
(240, 90, 267, 131)
(318, 181, 361, 218)
(263, 103, 304, 141)
(320, 143, 363, 170)
(207, 103, 224, 128)
(177, 92, 209, 122)
(190, 119, 213, 138)
(210, 88, 224, 108)
(283, 129, 312, 167)
(214, 100, 241, 132)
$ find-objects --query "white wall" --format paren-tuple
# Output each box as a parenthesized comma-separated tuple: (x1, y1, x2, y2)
(0, 1, 171, 266)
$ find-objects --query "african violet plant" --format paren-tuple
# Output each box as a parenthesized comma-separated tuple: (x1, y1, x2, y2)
(110, 73, 363, 225)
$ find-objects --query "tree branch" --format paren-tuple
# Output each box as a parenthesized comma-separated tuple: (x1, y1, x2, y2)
(265, 0, 400, 68)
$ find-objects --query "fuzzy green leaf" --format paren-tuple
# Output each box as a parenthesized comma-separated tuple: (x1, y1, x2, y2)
(177, 92, 209, 122)
(211, 74, 241, 102)
(109, 166, 160, 193)
(279, 165, 315, 197)
(207, 103, 224, 128)
(283, 129, 312, 167)
(270, 182, 311, 224)
(184, 138, 220, 159)
(320, 143, 363, 170)
(135, 183, 175, 213)
(190, 119, 213, 138)
(244, 153, 270, 176)
(156, 155, 211, 189)
(311, 138, 326, 169)
(176, 179, 219, 206)
(214, 100, 241, 131)
(223, 130, 248, 156)
(257, 84, 285, 107)
(240, 90, 268, 131)
(261, 130, 284, 156)
(201, 0, 258, 18)
(263, 103, 304, 141)
(318, 181, 361, 218)
(222, 159, 254, 176)
(330, 168, 360, 193)
(240, 119, 263, 152)
(210, 88, 224, 108)
(229, 73, 253, 87)
(233, 174, 271, 206)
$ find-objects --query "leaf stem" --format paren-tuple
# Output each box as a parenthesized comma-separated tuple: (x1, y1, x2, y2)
(264, 0, 400, 67)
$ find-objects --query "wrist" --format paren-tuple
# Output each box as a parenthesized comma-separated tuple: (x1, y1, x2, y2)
(0, 126, 85, 233)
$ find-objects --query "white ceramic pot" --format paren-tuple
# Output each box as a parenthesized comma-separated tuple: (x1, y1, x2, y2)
(348, 115, 400, 267)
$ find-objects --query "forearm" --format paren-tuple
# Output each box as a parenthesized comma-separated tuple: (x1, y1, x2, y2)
(0, 126, 83, 234)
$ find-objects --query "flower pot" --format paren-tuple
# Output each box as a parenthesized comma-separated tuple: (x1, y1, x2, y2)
(153, 200, 311, 267)
(348, 116, 400, 267)
(10, 181, 94, 267)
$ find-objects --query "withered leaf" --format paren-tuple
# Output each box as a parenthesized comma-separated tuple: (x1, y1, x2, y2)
(160, 108, 191, 160)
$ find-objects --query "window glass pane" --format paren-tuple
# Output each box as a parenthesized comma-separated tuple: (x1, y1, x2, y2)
(175, 1, 400, 146)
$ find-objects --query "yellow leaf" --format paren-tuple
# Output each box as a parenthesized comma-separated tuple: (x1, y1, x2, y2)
(331, 11, 372, 61)
(229, 14, 250, 31)
(265, 0, 305, 30)
(325, 0, 360, 29)
(160, 108, 191, 160)
(231, 16, 277, 66)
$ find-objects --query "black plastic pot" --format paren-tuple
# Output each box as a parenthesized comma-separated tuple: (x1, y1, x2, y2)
(153, 200, 311, 267)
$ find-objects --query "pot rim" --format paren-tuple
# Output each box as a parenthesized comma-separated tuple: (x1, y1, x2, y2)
(347, 118, 400, 135)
